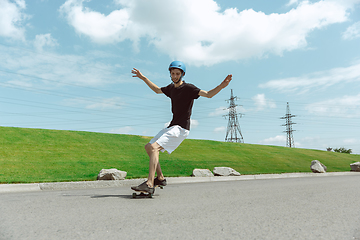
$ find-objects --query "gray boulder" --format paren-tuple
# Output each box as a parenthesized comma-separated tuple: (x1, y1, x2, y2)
(97, 168, 127, 180)
(213, 167, 241, 176)
(310, 160, 327, 173)
(192, 169, 214, 177)
(350, 162, 360, 172)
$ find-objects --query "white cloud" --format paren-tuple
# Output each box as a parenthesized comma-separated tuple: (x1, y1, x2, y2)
(190, 119, 199, 128)
(343, 138, 358, 144)
(86, 97, 125, 110)
(110, 126, 134, 134)
(209, 106, 227, 116)
(285, 136, 360, 154)
(305, 93, 360, 117)
(14, 0, 25, 8)
(286, 0, 299, 7)
(214, 126, 226, 133)
(0, 44, 127, 88)
(63, 97, 125, 110)
(34, 34, 58, 51)
(252, 94, 276, 111)
(60, 0, 132, 44)
(60, 0, 354, 66)
(0, 0, 28, 40)
(259, 62, 360, 92)
(260, 135, 286, 145)
(342, 21, 360, 40)
(294, 136, 322, 149)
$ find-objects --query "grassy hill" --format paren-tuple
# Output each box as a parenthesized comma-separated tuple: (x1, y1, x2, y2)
(0, 126, 359, 183)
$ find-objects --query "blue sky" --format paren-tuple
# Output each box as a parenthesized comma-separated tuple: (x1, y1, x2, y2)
(1, 0, 360, 153)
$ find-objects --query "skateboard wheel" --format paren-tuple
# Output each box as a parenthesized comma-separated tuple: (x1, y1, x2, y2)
(160, 186, 163, 189)
(148, 193, 153, 198)
(132, 193, 136, 198)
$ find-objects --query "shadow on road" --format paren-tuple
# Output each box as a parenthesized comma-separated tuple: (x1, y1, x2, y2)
(90, 194, 133, 199)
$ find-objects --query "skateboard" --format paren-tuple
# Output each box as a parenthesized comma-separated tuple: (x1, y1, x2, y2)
(132, 190, 153, 198)
(131, 185, 164, 198)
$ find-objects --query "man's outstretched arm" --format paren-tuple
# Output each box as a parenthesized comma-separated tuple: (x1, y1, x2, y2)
(132, 68, 163, 94)
(199, 74, 232, 98)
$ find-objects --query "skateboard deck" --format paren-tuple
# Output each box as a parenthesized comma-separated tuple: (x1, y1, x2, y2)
(131, 185, 164, 198)
(132, 191, 153, 198)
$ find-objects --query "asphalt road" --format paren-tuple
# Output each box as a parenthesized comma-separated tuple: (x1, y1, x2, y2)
(1, 175, 359, 240)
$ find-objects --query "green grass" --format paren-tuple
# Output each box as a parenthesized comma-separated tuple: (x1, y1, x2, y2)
(0, 126, 359, 183)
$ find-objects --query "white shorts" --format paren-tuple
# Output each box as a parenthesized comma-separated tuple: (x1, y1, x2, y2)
(149, 125, 190, 154)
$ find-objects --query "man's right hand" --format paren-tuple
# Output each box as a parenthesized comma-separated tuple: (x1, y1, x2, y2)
(131, 68, 162, 94)
(132, 68, 145, 80)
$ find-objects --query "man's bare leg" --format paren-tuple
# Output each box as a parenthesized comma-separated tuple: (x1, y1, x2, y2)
(156, 162, 165, 181)
(145, 142, 164, 187)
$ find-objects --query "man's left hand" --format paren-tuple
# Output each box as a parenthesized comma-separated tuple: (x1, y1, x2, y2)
(220, 74, 232, 89)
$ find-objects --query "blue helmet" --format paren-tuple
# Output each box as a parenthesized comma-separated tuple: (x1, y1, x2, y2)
(169, 61, 186, 76)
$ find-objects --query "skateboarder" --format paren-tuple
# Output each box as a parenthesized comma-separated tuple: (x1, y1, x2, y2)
(131, 61, 232, 194)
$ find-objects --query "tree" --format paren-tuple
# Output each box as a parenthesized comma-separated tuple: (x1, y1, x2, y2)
(333, 147, 352, 154)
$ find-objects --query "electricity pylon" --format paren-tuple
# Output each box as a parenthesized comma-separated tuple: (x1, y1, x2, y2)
(224, 89, 244, 143)
(280, 102, 296, 147)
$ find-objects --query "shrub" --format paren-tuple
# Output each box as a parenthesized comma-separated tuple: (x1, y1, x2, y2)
(333, 147, 352, 154)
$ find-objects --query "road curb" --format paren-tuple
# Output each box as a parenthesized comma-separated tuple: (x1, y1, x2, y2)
(0, 183, 42, 193)
(1, 172, 359, 193)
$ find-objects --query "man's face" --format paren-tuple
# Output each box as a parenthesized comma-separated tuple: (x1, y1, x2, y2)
(170, 68, 183, 83)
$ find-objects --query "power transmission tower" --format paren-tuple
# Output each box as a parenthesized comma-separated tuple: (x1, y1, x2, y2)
(224, 89, 244, 143)
(280, 102, 296, 147)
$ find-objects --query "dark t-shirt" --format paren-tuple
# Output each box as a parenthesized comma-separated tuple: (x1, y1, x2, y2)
(161, 81, 201, 130)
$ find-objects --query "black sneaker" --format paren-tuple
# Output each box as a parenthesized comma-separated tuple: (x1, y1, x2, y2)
(154, 177, 167, 187)
(131, 181, 155, 194)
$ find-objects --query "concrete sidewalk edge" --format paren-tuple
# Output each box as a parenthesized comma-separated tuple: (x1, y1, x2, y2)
(1, 171, 359, 193)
